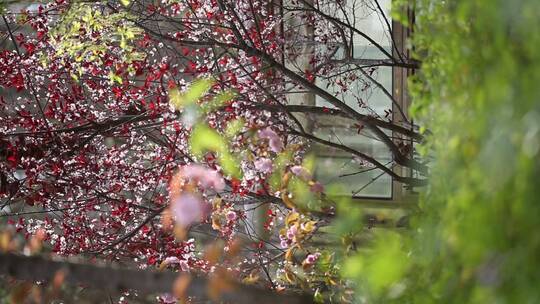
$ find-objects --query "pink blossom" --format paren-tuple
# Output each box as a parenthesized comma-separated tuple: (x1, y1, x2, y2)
(290, 165, 312, 180)
(163, 256, 180, 265)
(279, 234, 291, 248)
(158, 293, 177, 304)
(181, 164, 225, 191)
(161, 256, 190, 271)
(258, 128, 283, 153)
(226, 210, 237, 221)
(171, 193, 203, 227)
(286, 225, 297, 240)
(254, 158, 273, 173)
(179, 260, 190, 272)
(304, 252, 321, 265)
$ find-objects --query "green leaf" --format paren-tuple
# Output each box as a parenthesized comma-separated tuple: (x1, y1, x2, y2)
(289, 176, 316, 210)
(170, 78, 215, 110)
(224, 118, 245, 138)
(200, 90, 236, 114)
(186, 78, 214, 102)
(342, 231, 409, 295)
(269, 149, 294, 191)
(218, 151, 242, 179)
(108, 71, 122, 84)
(189, 124, 242, 179)
(189, 124, 226, 157)
(302, 154, 316, 175)
(169, 88, 183, 109)
(313, 289, 325, 304)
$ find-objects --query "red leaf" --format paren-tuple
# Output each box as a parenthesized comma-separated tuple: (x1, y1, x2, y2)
(7, 154, 18, 167)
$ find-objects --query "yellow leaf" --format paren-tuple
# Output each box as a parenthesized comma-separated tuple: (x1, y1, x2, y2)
(285, 211, 299, 227)
(158, 260, 168, 271)
(302, 153, 317, 173)
(200, 90, 236, 114)
(284, 268, 296, 284)
(281, 191, 296, 209)
(120, 0, 130, 6)
(242, 270, 260, 285)
(189, 124, 226, 156)
(108, 71, 122, 84)
(224, 118, 245, 138)
(285, 246, 296, 262)
(160, 208, 174, 231)
(281, 172, 291, 189)
(211, 215, 222, 231)
(212, 197, 222, 209)
(328, 277, 338, 286)
(301, 221, 317, 233)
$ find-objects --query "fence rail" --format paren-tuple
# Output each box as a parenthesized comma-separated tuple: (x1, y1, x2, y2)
(0, 253, 313, 304)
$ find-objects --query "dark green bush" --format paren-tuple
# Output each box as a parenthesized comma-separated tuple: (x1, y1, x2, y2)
(342, 0, 540, 302)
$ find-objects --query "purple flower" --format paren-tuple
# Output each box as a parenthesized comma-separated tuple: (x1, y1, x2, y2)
(254, 158, 273, 173)
(181, 164, 225, 191)
(310, 181, 324, 193)
(171, 193, 203, 227)
(258, 128, 283, 153)
(290, 165, 312, 180)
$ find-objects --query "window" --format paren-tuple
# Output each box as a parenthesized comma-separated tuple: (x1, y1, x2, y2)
(315, 0, 394, 199)
(284, 0, 415, 201)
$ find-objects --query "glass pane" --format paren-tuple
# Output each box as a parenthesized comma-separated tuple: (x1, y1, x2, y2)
(313, 0, 393, 198)
(352, 0, 393, 59)
(311, 124, 393, 198)
(314, 65, 392, 115)
(315, 156, 392, 198)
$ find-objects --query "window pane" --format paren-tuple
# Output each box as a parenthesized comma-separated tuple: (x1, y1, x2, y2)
(352, 0, 393, 59)
(315, 156, 392, 198)
(311, 124, 393, 198)
(314, 65, 392, 115)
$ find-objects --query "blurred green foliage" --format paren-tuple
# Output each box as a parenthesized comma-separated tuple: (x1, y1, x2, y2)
(189, 123, 242, 179)
(338, 0, 540, 302)
(169, 79, 243, 179)
(170, 78, 215, 109)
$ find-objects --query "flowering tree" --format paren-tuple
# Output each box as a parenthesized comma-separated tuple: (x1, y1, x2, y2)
(0, 0, 426, 302)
